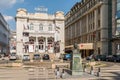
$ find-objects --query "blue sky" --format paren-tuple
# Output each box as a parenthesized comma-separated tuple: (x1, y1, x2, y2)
(0, 0, 80, 30)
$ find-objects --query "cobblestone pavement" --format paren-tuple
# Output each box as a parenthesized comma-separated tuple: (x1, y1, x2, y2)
(97, 63, 120, 80)
(85, 61, 120, 80)
(0, 67, 98, 80)
(0, 61, 119, 80)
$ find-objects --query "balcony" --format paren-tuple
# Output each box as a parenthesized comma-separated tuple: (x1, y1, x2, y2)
(23, 30, 55, 34)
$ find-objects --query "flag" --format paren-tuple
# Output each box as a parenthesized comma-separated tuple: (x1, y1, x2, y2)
(23, 24, 26, 30)
(27, 23, 29, 30)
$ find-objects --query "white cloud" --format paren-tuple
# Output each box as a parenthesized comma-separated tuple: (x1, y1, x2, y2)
(3, 15, 14, 22)
(0, 0, 24, 9)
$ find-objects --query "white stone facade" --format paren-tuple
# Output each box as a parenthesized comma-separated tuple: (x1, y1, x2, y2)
(15, 8, 65, 58)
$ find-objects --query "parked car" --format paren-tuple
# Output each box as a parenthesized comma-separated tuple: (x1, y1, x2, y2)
(112, 55, 120, 62)
(23, 55, 30, 61)
(94, 54, 106, 61)
(106, 55, 115, 62)
(63, 53, 72, 61)
(116, 55, 120, 62)
(9, 53, 17, 60)
(33, 54, 40, 60)
(42, 54, 49, 60)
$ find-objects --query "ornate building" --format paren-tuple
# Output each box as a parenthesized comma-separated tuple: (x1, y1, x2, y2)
(15, 8, 65, 59)
(65, 0, 112, 57)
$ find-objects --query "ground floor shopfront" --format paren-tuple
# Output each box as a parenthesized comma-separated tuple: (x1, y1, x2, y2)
(112, 38, 120, 55)
(17, 35, 61, 59)
(65, 41, 111, 58)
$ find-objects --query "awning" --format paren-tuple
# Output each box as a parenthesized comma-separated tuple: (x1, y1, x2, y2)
(65, 45, 73, 48)
(65, 45, 73, 53)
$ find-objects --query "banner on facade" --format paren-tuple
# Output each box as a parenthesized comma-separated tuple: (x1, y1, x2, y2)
(79, 43, 93, 50)
(23, 37, 29, 42)
(29, 45, 34, 52)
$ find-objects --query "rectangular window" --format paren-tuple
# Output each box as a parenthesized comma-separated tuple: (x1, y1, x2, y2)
(39, 27, 43, 31)
(48, 27, 52, 31)
(98, 20, 100, 28)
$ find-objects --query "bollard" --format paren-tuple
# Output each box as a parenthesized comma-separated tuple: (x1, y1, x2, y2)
(54, 66, 57, 75)
(98, 67, 100, 72)
(56, 70, 60, 79)
(90, 66, 94, 75)
(97, 67, 100, 77)
(55, 67, 60, 79)
(61, 69, 65, 79)
(83, 65, 86, 72)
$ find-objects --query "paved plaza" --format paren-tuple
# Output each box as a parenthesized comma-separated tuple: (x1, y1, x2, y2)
(0, 61, 120, 80)
(0, 67, 97, 80)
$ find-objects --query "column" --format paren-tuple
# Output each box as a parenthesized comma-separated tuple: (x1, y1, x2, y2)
(101, 2, 109, 55)
(43, 38, 45, 51)
(36, 37, 38, 53)
(45, 37, 48, 52)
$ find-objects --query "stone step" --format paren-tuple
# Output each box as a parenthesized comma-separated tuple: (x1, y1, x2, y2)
(101, 67, 120, 69)
(100, 72, 120, 77)
(99, 77, 120, 80)
(100, 70, 120, 72)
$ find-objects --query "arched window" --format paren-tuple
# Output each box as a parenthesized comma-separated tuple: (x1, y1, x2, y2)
(30, 23, 34, 30)
(48, 24, 52, 31)
(39, 24, 43, 31)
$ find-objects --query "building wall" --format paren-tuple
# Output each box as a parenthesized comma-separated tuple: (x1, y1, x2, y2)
(112, 0, 120, 55)
(65, 0, 112, 56)
(15, 8, 65, 58)
(0, 13, 10, 55)
(10, 31, 16, 54)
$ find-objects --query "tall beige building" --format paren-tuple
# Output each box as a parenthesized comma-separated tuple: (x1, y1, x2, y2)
(65, 0, 112, 57)
(15, 8, 64, 59)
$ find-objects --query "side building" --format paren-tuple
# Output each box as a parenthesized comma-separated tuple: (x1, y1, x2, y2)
(0, 13, 10, 56)
(112, 0, 120, 55)
(9, 31, 16, 54)
(15, 8, 65, 59)
(65, 0, 112, 57)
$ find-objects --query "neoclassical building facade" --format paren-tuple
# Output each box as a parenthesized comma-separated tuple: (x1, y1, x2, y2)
(15, 8, 64, 58)
(65, 0, 112, 57)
